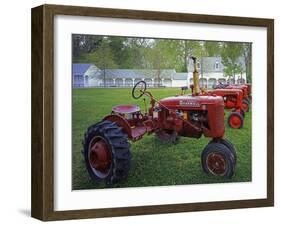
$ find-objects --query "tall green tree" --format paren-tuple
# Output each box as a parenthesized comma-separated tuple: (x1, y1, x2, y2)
(72, 34, 102, 62)
(203, 41, 222, 57)
(144, 40, 170, 86)
(242, 43, 252, 83)
(221, 43, 244, 82)
(179, 40, 205, 72)
(80, 38, 117, 87)
(107, 36, 127, 67)
(122, 38, 152, 69)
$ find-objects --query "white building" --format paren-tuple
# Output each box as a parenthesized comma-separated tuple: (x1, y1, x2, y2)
(73, 57, 247, 88)
(187, 56, 247, 88)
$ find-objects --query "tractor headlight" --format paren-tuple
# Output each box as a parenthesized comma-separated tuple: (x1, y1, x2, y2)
(153, 111, 158, 119)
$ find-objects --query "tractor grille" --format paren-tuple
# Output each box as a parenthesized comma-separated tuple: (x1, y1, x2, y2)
(216, 105, 224, 127)
(212, 104, 225, 137)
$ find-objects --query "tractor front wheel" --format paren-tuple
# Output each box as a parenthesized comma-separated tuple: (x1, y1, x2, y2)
(201, 141, 236, 178)
(210, 138, 237, 164)
(235, 108, 245, 118)
(82, 120, 131, 184)
(232, 108, 245, 118)
(228, 112, 244, 129)
(155, 129, 179, 144)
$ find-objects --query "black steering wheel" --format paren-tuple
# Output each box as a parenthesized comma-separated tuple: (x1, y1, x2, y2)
(132, 81, 147, 99)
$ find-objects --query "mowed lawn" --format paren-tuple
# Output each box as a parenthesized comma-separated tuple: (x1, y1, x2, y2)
(72, 88, 252, 190)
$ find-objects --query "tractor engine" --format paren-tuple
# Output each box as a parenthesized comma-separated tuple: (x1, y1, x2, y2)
(157, 95, 225, 139)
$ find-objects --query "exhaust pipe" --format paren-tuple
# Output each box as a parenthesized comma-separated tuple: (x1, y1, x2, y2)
(191, 56, 200, 95)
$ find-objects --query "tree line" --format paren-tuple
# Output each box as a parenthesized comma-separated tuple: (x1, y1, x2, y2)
(72, 35, 252, 83)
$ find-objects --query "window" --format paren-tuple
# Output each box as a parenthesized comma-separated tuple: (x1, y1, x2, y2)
(215, 62, 219, 69)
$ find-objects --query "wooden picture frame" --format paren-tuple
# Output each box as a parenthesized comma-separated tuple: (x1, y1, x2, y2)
(31, 4, 274, 221)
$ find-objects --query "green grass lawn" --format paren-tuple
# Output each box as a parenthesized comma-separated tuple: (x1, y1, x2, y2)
(72, 87, 252, 190)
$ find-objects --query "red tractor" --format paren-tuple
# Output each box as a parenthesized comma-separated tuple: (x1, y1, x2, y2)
(82, 57, 237, 184)
(204, 89, 245, 129)
(242, 83, 252, 106)
(183, 85, 245, 129)
(214, 83, 251, 112)
(225, 84, 250, 112)
(245, 83, 252, 102)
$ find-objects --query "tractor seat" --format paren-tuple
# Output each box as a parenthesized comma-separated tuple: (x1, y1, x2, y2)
(112, 104, 141, 114)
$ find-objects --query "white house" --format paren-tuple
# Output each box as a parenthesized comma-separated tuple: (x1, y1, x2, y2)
(72, 57, 247, 88)
(187, 57, 247, 88)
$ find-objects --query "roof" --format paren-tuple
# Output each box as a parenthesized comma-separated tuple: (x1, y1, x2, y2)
(72, 64, 92, 75)
(173, 73, 188, 80)
(103, 69, 176, 79)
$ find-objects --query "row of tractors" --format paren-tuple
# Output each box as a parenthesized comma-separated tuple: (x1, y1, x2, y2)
(211, 81, 251, 129)
(82, 57, 252, 184)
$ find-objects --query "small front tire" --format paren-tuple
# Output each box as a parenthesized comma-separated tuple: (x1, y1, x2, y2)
(236, 108, 245, 118)
(210, 138, 237, 164)
(201, 142, 236, 178)
(228, 112, 244, 129)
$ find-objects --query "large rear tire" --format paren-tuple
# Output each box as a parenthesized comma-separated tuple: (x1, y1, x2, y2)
(201, 142, 236, 178)
(82, 120, 131, 184)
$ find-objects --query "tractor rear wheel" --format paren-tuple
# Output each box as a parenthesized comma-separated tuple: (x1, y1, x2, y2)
(242, 99, 250, 112)
(155, 129, 179, 144)
(201, 142, 235, 178)
(228, 112, 244, 129)
(82, 120, 131, 184)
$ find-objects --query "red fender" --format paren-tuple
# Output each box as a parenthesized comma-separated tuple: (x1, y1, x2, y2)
(103, 114, 133, 138)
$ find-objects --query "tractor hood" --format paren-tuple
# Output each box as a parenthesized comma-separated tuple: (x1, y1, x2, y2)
(159, 95, 223, 109)
(207, 89, 243, 95)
